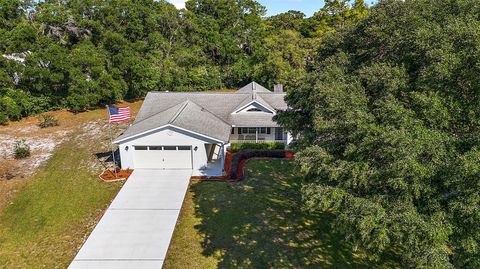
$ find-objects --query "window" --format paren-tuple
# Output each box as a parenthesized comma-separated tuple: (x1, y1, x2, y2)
(163, 146, 177, 150)
(259, 127, 271, 134)
(134, 146, 148, 150)
(177, 146, 191, 151)
(238, 127, 271, 134)
(149, 146, 162, 150)
(246, 108, 262, 112)
(241, 127, 257, 134)
(275, 127, 284, 140)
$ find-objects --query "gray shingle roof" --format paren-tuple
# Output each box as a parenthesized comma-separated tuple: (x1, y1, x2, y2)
(115, 82, 287, 143)
(236, 81, 270, 93)
(228, 113, 280, 127)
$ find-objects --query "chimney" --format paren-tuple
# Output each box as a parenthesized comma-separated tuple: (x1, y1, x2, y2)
(274, 84, 284, 93)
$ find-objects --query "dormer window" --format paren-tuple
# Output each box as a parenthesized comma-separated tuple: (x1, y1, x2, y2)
(246, 108, 262, 112)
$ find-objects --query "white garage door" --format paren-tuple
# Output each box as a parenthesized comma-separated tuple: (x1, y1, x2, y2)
(133, 146, 192, 169)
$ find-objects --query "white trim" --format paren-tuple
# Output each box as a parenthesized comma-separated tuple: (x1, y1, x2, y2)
(233, 100, 275, 114)
(113, 124, 227, 144)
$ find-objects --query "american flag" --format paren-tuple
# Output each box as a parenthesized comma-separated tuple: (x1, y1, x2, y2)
(108, 106, 131, 123)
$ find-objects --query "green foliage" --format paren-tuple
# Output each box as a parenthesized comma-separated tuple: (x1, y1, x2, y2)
(37, 114, 59, 128)
(229, 142, 285, 153)
(277, 0, 480, 267)
(0, 112, 8, 125)
(13, 139, 30, 159)
(0, 0, 369, 121)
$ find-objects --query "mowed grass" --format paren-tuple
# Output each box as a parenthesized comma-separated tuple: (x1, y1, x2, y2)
(164, 160, 398, 269)
(0, 138, 123, 268)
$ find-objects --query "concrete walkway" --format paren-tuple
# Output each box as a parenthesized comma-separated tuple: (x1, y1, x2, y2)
(69, 169, 192, 269)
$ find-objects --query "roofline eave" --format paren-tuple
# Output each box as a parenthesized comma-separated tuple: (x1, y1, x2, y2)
(113, 124, 229, 144)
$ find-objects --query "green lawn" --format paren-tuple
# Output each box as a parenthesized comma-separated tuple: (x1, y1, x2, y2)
(0, 132, 123, 268)
(164, 160, 398, 269)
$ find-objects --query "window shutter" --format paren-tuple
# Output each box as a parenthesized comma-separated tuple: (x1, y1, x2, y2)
(231, 128, 235, 134)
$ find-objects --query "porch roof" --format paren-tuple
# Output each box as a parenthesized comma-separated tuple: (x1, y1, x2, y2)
(229, 113, 280, 127)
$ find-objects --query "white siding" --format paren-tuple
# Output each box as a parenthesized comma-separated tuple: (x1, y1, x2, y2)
(118, 126, 221, 175)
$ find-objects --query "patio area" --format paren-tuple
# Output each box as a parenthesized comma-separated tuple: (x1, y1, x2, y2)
(198, 158, 224, 177)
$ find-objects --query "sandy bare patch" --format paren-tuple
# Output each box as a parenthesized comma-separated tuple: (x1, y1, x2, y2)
(0, 128, 73, 179)
(0, 100, 141, 192)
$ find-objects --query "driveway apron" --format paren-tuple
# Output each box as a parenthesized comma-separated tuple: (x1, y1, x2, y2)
(69, 169, 192, 269)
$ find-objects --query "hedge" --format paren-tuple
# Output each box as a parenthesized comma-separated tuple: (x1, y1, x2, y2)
(229, 142, 285, 153)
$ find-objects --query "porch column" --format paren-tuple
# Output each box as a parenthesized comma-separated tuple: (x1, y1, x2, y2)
(286, 132, 293, 147)
(255, 128, 258, 143)
(220, 144, 225, 173)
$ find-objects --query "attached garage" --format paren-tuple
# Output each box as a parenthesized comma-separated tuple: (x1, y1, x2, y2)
(113, 100, 233, 176)
(133, 145, 192, 169)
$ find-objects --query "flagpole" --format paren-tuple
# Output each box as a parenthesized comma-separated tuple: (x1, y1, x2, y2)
(106, 105, 118, 179)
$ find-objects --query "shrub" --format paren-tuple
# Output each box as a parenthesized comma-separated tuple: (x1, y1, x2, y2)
(0, 113, 8, 125)
(13, 139, 31, 159)
(0, 95, 21, 120)
(229, 142, 285, 153)
(229, 150, 286, 180)
(37, 114, 59, 128)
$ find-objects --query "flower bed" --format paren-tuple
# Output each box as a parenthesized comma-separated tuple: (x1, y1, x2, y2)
(229, 150, 294, 180)
(191, 150, 294, 181)
(99, 168, 133, 182)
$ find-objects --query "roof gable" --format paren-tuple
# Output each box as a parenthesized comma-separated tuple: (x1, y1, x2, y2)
(115, 82, 288, 142)
(233, 100, 275, 114)
(115, 100, 231, 143)
(236, 81, 271, 93)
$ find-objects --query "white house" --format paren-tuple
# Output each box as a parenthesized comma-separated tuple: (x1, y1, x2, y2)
(113, 82, 290, 176)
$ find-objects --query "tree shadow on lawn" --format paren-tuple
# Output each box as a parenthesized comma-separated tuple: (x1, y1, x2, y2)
(191, 160, 395, 269)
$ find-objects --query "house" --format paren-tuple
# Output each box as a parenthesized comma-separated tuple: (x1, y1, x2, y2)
(113, 82, 290, 176)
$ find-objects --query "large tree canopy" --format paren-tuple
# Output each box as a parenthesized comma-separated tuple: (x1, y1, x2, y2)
(0, 0, 367, 123)
(277, 0, 480, 267)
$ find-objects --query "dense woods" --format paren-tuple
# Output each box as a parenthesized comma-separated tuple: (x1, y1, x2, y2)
(6, 0, 480, 268)
(277, 0, 480, 267)
(0, 0, 367, 123)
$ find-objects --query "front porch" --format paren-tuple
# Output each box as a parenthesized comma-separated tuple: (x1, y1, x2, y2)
(230, 127, 287, 143)
(198, 143, 225, 177)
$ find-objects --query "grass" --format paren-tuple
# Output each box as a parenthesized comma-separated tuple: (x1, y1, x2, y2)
(164, 160, 398, 269)
(0, 103, 144, 268)
(0, 138, 123, 268)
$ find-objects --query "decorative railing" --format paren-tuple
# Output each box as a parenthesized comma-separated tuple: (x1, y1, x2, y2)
(230, 139, 287, 143)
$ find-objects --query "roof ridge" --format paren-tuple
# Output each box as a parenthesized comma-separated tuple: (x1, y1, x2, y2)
(182, 100, 232, 127)
(169, 100, 190, 124)
(132, 102, 184, 126)
(234, 94, 256, 112)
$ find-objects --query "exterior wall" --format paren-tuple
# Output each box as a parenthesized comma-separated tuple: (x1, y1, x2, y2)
(118, 126, 223, 176)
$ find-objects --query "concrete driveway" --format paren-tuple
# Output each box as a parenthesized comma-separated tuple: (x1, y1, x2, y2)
(69, 169, 192, 269)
